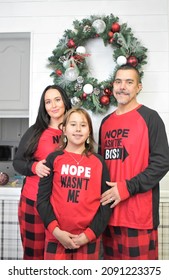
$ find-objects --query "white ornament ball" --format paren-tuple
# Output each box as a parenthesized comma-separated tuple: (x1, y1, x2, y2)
(76, 46, 86, 54)
(71, 97, 82, 107)
(116, 56, 127, 66)
(64, 67, 79, 82)
(83, 84, 93, 94)
(92, 19, 106, 34)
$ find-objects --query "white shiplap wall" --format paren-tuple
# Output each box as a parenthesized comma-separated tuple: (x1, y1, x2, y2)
(0, 0, 168, 192)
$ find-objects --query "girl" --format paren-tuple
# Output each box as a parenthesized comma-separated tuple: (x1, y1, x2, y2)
(37, 107, 112, 260)
(13, 85, 71, 259)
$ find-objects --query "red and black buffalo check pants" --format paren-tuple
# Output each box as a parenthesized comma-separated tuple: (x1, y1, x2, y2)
(102, 225, 158, 260)
(18, 194, 45, 259)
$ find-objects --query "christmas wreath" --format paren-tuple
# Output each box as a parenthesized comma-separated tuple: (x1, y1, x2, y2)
(48, 14, 147, 114)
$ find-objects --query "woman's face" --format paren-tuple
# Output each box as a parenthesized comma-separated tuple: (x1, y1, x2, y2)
(44, 88, 65, 121)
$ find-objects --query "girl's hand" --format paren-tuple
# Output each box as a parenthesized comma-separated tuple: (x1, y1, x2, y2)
(72, 233, 89, 246)
(53, 227, 80, 249)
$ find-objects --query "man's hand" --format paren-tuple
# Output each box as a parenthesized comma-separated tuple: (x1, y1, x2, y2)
(100, 181, 121, 208)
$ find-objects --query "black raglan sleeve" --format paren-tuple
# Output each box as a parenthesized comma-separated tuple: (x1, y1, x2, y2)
(88, 154, 112, 238)
(36, 152, 60, 228)
(13, 126, 37, 176)
(98, 115, 109, 155)
(127, 107, 169, 195)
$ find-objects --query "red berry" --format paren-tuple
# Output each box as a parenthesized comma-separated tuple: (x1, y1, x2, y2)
(108, 31, 114, 38)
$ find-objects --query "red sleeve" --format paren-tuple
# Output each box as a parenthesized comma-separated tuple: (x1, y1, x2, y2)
(84, 227, 96, 241)
(31, 161, 38, 174)
(47, 220, 59, 234)
(117, 181, 130, 201)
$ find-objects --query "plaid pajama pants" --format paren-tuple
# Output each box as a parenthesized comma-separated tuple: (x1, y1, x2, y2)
(102, 226, 158, 260)
(18, 194, 45, 260)
(44, 236, 101, 260)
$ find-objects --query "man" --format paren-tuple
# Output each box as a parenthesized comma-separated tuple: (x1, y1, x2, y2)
(99, 64, 169, 260)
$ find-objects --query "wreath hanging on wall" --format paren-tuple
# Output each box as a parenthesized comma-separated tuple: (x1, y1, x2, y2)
(48, 14, 148, 114)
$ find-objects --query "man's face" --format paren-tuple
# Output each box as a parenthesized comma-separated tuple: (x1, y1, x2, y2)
(113, 69, 142, 105)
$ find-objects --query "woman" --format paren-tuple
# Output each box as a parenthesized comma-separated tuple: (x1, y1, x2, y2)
(37, 108, 112, 260)
(13, 85, 71, 259)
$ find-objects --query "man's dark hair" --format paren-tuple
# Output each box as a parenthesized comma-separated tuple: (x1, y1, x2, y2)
(114, 64, 142, 83)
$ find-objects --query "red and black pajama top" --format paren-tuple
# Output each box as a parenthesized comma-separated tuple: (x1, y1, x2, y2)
(13, 125, 62, 201)
(98, 105, 169, 229)
(37, 150, 112, 241)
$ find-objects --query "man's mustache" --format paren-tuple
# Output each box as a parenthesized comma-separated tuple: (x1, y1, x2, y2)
(116, 91, 129, 95)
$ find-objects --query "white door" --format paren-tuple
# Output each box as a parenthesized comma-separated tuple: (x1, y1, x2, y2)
(0, 32, 30, 117)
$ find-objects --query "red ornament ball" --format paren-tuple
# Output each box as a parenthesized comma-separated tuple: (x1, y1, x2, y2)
(127, 56, 138, 67)
(104, 88, 112, 95)
(100, 95, 110, 106)
(0, 172, 9, 185)
(67, 39, 76, 48)
(82, 92, 87, 100)
(111, 22, 120, 33)
(55, 69, 62, 76)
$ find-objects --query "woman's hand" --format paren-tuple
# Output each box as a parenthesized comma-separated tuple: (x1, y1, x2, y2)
(35, 159, 50, 178)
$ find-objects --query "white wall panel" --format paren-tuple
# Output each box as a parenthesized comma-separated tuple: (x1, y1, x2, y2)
(137, 32, 168, 51)
(0, 15, 167, 34)
(0, 1, 167, 17)
(145, 52, 169, 72)
(138, 93, 169, 112)
(142, 72, 169, 92)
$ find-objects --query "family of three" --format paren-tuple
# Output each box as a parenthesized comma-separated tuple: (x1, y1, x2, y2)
(13, 64, 169, 260)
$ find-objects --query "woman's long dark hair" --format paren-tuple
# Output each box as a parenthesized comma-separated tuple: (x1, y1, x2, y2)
(24, 85, 71, 159)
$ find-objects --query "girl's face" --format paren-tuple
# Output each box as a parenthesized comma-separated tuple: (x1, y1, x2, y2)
(44, 88, 65, 122)
(64, 112, 90, 150)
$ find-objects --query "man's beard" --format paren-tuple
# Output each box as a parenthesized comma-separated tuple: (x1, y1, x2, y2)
(116, 91, 130, 104)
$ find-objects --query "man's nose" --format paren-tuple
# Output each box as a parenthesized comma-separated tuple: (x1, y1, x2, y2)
(120, 81, 126, 89)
